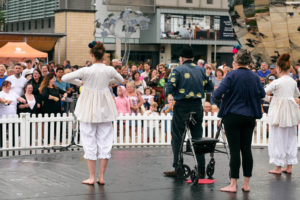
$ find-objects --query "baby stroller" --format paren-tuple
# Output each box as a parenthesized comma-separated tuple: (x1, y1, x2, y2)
(175, 112, 229, 183)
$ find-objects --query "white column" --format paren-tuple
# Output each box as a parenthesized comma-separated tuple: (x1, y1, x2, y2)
(207, 45, 212, 63)
(115, 37, 121, 59)
(57, 38, 61, 64)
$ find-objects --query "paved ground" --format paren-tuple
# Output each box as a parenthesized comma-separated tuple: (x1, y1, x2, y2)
(0, 147, 299, 200)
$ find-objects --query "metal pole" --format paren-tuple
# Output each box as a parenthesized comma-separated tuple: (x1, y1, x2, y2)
(214, 30, 217, 62)
(57, 38, 61, 64)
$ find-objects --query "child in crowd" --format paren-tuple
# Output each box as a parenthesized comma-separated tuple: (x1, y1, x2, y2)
(126, 81, 143, 115)
(151, 88, 159, 104)
(144, 102, 159, 116)
(162, 94, 174, 115)
(115, 85, 131, 115)
(142, 87, 154, 110)
(211, 104, 219, 115)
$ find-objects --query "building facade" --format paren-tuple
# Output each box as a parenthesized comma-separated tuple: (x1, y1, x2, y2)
(1, 0, 237, 66)
(1, 0, 96, 65)
(97, 0, 237, 66)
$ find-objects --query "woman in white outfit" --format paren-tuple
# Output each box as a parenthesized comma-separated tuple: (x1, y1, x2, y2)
(265, 53, 300, 174)
(62, 41, 123, 185)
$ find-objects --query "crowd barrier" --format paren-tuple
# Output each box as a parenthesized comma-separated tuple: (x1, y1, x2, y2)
(1, 113, 300, 152)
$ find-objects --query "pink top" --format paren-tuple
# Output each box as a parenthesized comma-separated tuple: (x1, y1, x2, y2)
(115, 86, 131, 115)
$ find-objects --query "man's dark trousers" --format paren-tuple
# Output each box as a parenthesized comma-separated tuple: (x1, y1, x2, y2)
(171, 99, 205, 173)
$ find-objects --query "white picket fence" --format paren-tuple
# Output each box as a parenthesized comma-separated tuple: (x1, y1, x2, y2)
(1, 113, 300, 152)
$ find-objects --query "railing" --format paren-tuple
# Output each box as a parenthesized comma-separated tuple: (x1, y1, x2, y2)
(1, 113, 300, 152)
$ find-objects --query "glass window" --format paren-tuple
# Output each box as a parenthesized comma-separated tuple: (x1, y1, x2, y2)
(207, 0, 213, 4)
(11, 23, 13, 32)
(16, 23, 19, 31)
(48, 18, 51, 28)
(35, 20, 38, 29)
(41, 19, 44, 29)
(186, 0, 193, 3)
(28, 21, 31, 30)
(22, 22, 25, 31)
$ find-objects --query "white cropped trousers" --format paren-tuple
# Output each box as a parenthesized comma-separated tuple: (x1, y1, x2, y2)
(80, 122, 114, 160)
(268, 125, 298, 167)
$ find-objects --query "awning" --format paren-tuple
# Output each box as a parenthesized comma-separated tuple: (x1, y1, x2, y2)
(0, 42, 48, 58)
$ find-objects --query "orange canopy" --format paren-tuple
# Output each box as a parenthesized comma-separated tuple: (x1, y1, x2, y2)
(0, 42, 48, 58)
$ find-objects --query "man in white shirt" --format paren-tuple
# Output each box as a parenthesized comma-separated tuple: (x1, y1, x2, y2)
(6, 64, 27, 97)
(141, 62, 151, 79)
(22, 60, 34, 77)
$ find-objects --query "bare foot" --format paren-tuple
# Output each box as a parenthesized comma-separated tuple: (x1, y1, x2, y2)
(282, 168, 292, 174)
(82, 178, 95, 185)
(220, 185, 237, 193)
(97, 177, 105, 185)
(269, 169, 282, 175)
(241, 184, 250, 192)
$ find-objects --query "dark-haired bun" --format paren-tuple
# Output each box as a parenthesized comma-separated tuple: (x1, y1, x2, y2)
(277, 53, 290, 72)
(90, 42, 105, 61)
(278, 53, 290, 62)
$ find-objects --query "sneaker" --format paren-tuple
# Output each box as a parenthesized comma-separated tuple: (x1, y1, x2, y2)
(163, 170, 178, 177)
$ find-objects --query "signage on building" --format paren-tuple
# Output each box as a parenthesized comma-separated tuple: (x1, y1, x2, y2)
(220, 16, 235, 40)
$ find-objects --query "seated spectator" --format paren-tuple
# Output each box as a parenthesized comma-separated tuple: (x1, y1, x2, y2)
(18, 83, 40, 114)
(142, 87, 154, 110)
(115, 86, 131, 115)
(0, 64, 8, 89)
(162, 94, 174, 115)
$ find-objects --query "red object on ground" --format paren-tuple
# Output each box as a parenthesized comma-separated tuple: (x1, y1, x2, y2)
(186, 179, 216, 184)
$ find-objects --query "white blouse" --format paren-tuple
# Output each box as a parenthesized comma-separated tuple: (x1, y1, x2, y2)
(62, 63, 124, 123)
(0, 91, 18, 117)
(265, 75, 300, 127)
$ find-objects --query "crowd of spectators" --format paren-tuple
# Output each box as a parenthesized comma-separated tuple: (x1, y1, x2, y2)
(1, 57, 300, 120)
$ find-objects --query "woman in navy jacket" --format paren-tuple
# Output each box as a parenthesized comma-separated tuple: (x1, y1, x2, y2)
(212, 49, 266, 193)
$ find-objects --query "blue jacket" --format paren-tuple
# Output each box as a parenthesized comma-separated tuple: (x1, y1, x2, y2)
(165, 60, 213, 101)
(212, 68, 266, 119)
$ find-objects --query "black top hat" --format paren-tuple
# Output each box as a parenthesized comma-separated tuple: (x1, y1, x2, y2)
(180, 46, 194, 58)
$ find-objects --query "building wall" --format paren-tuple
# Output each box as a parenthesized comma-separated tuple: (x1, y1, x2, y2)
(6, 18, 54, 33)
(155, 0, 228, 10)
(55, 11, 95, 65)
